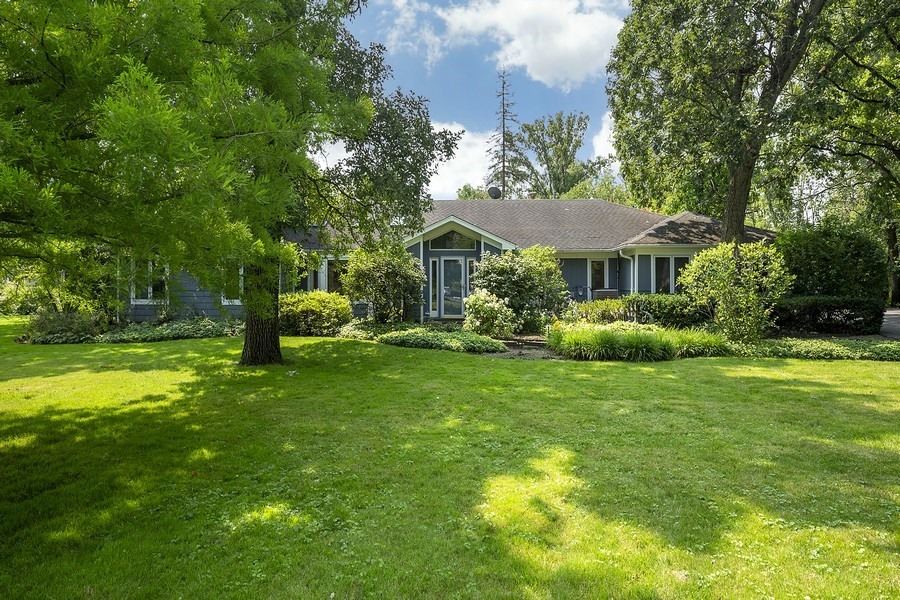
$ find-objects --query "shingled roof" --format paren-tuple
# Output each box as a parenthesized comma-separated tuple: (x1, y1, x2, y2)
(422, 199, 772, 250)
(621, 211, 776, 247)
(423, 199, 668, 251)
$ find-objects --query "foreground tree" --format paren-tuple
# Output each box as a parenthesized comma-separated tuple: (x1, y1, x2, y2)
(609, 0, 829, 240)
(0, 0, 458, 365)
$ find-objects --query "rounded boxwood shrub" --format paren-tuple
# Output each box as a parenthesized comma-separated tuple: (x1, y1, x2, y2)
(463, 289, 521, 338)
(622, 294, 707, 328)
(565, 298, 626, 324)
(280, 291, 352, 336)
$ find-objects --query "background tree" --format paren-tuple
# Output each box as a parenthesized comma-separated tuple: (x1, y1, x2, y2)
(456, 183, 491, 200)
(485, 69, 529, 199)
(0, 0, 458, 365)
(515, 112, 604, 199)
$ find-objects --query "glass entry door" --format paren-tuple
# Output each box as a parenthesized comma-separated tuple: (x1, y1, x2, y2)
(441, 257, 465, 317)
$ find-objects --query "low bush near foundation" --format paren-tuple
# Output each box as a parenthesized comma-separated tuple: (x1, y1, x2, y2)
(280, 291, 353, 336)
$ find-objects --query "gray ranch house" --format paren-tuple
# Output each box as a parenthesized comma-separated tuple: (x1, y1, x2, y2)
(124, 199, 770, 322)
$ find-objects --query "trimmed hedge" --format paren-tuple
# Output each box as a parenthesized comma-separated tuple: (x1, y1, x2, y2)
(377, 328, 506, 353)
(773, 296, 884, 335)
(621, 294, 707, 328)
(280, 291, 353, 337)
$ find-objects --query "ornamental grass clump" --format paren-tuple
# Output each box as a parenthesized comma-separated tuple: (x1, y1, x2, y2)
(548, 323, 728, 362)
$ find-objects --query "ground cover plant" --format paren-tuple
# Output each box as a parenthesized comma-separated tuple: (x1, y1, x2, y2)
(27, 317, 245, 345)
(1, 316, 898, 598)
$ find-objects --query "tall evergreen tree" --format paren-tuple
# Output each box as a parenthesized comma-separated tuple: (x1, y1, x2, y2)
(485, 69, 528, 199)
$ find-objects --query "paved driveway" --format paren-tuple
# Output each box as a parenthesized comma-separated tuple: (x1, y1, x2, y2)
(882, 308, 900, 340)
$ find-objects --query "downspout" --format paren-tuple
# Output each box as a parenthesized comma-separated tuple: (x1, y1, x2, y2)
(618, 249, 634, 296)
(420, 239, 425, 323)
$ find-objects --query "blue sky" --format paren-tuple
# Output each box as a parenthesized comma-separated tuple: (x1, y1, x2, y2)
(346, 0, 631, 198)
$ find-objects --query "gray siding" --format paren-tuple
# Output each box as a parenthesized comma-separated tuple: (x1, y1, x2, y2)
(607, 258, 619, 290)
(637, 255, 652, 293)
(126, 272, 244, 322)
(483, 242, 501, 255)
(407, 243, 421, 259)
(560, 258, 589, 301)
(618, 257, 632, 294)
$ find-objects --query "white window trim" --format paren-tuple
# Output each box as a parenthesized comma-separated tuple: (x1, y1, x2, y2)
(221, 265, 244, 305)
(429, 258, 439, 318)
(440, 256, 466, 318)
(131, 260, 167, 305)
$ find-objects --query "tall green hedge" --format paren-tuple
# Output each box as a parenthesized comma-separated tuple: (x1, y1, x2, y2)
(775, 220, 889, 303)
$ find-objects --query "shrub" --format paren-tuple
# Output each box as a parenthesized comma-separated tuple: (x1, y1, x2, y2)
(564, 298, 625, 324)
(621, 294, 707, 328)
(470, 245, 568, 333)
(341, 244, 426, 323)
(337, 319, 421, 341)
(620, 329, 676, 361)
(26, 308, 110, 344)
(280, 291, 353, 336)
(377, 328, 506, 353)
(463, 289, 520, 337)
(29, 317, 244, 344)
(776, 219, 889, 303)
(679, 242, 793, 342)
(773, 296, 884, 334)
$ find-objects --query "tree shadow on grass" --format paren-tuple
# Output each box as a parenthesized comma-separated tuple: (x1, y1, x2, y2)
(0, 337, 898, 597)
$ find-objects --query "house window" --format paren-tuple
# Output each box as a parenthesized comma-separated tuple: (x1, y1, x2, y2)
(430, 230, 476, 250)
(222, 261, 243, 305)
(327, 260, 346, 294)
(590, 260, 606, 290)
(132, 260, 167, 303)
(653, 256, 691, 294)
(430, 259, 438, 315)
(655, 257, 672, 294)
(674, 257, 690, 293)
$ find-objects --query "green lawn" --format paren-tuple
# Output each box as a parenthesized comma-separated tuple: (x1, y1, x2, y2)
(1, 317, 898, 599)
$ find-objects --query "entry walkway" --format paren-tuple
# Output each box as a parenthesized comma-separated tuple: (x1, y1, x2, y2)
(882, 308, 900, 340)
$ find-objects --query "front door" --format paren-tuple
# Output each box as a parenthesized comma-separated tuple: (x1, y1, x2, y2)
(441, 257, 465, 318)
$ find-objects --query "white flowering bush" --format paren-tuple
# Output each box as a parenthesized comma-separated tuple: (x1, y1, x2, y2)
(463, 289, 521, 338)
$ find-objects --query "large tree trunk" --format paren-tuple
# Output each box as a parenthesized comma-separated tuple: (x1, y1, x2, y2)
(722, 148, 761, 243)
(887, 221, 900, 306)
(240, 262, 283, 366)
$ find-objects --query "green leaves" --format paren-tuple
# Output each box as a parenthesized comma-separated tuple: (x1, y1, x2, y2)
(680, 242, 793, 341)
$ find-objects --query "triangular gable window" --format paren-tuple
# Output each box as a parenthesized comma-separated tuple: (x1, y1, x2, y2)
(430, 230, 476, 250)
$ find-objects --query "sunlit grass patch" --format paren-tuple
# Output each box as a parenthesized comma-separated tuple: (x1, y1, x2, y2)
(0, 317, 898, 598)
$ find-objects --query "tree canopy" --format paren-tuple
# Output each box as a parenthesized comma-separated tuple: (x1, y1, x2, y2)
(0, 0, 458, 363)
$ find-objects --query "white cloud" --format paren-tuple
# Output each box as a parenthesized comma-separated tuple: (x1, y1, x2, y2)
(428, 122, 492, 199)
(591, 110, 615, 161)
(382, 0, 445, 67)
(435, 0, 623, 91)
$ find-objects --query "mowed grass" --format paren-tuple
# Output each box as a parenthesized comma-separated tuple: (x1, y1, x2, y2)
(0, 317, 898, 599)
